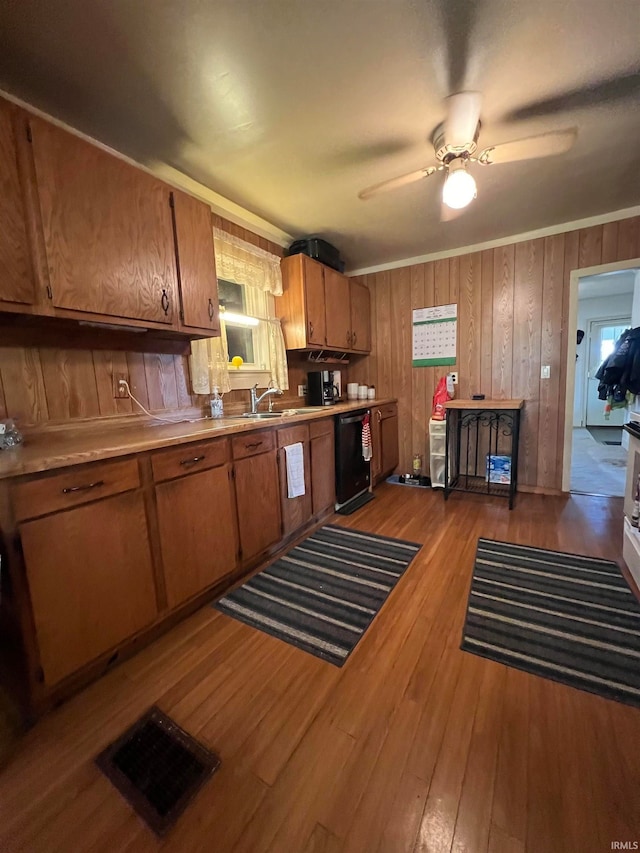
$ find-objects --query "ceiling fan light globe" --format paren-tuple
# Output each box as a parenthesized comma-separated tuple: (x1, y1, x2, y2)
(442, 168, 477, 209)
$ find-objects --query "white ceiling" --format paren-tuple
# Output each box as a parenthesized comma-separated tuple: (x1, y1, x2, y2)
(1, 0, 639, 270)
(579, 269, 639, 300)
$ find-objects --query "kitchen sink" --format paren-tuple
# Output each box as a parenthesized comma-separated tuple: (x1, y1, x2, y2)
(241, 412, 286, 419)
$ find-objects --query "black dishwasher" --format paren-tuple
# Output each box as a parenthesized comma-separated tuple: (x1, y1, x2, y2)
(335, 409, 370, 508)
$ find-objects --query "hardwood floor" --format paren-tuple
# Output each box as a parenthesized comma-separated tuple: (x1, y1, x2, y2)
(1, 484, 639, 852)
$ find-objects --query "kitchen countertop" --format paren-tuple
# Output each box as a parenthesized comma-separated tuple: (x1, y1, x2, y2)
(0, 399, 396, 480)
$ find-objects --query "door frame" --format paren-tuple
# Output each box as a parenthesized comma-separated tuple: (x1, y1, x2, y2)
(583, 314, 632, 427)
(562, 257, 640, 491)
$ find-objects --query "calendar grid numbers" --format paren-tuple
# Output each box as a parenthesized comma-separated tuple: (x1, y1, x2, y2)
(412, 303, 457, 367)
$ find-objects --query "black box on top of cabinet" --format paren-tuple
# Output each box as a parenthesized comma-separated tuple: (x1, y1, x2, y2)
(287, 238, 345, 272)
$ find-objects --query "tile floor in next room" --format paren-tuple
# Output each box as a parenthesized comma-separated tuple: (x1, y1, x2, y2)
(0, 484, 639, 853)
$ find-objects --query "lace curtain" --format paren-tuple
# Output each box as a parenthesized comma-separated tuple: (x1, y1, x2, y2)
(212, 227, 283, 296)
(190, 229, 289, 395)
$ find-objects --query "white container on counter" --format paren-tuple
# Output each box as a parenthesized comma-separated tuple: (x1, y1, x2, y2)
(358, 385, 368, 399)
(367, 387, 376, 400)
(347, 383, 359, 400)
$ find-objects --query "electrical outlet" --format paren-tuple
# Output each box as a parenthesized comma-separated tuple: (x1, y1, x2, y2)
(449, 372, 458, 384)
(541, 365, 551, 379)
(113, 373, 129, 399)
(298, 384, 307, 397)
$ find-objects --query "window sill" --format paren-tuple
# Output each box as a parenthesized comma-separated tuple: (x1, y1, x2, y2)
(228, 368, 273, 391)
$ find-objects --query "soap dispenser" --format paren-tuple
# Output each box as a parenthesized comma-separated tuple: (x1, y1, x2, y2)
(210, 387, 224, 419)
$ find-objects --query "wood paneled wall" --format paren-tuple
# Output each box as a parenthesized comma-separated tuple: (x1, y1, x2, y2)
(349, 216, 640, 492)
(0, 215, 294, 429)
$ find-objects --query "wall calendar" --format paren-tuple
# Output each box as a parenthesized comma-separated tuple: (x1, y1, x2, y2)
(412, 303, 457, 367)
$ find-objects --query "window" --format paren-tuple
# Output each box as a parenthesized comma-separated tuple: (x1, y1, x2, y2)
(190, 229, 289, 396)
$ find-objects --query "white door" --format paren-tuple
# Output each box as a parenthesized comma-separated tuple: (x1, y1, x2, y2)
(585, 318, 631, 427)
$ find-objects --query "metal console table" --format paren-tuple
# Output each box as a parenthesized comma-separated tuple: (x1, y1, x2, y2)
(443, 399, 524, 510)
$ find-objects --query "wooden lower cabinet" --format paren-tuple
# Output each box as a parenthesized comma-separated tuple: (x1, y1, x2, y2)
(277, 425, 313, 537)
(155, 464, 238, 609)
(234, 450, 282, 561)
(310, 421, 336, 516)
(19, 491, 158, 686)
(372, 403, 399, 483)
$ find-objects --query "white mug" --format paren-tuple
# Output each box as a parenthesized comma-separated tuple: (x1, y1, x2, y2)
(347, 383, 359, 400)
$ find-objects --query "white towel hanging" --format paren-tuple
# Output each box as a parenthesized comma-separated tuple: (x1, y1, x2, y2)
(284, 443, 305, 498)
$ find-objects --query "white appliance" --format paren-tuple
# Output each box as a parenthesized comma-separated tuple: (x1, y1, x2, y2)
(622, 412, 640, 591)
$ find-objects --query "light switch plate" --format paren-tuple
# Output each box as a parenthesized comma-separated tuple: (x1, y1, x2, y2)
(298, 385, 306, 397)
(541, 365, 551, 379)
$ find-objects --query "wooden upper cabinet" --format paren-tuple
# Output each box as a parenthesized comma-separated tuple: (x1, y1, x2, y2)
(171, 190, 220, 335)
(0, 101, 35, 306)
(29, 116, 178, 325)
(278, 254, 326, 348)
(324, 268, 352, 349)
(350, 280, 371, 353)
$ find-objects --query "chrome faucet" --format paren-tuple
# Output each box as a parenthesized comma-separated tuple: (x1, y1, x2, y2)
(249, 384, 283, 414)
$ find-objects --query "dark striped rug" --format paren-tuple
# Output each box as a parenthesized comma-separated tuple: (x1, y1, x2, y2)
(462, 538, 640, 707)
(214, 524, 421, 666)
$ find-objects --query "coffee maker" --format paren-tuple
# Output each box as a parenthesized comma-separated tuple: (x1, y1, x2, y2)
(307, 370, 340, 406)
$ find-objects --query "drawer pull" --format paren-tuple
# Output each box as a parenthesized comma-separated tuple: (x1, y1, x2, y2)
(246, 441, 263, 449)
(180, 455, 206, 466)
(62, 480, 105, 494)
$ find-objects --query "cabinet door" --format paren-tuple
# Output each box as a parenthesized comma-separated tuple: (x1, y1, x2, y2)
(381, 414, 399, 476)
(172, 190, 220, 335)
(350, 280, 371, 353)
(234, 450, 282, 561)
(371, 408, 382, 482)
(278, 441, 313, 537)
(310, 432, 336, 516)
(0, 101, 35, 305)
(29, 117, 178, 324)
(304, 257, 327, 346)
(324, 268, 352, 349)
(156, 464, 238, 609)
(20, 491, 157, 685)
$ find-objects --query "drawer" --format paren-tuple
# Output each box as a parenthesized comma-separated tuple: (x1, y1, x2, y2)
(377, 403, 397, 420)
(13, 458, 140, 522)
(232, 430, 276, 460)
(429, 419, 447, 435)
(309, 418, 334, 439)
(151, 438, 229, 482)
(277, 423, 310, 448)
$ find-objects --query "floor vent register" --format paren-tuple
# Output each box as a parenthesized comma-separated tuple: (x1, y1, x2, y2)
(96, 706, 220, 836)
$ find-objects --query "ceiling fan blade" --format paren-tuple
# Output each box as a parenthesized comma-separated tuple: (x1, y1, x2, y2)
(445, 91, 481, 147)
(477, 129, 577, 165)
(504, 69, 640, 122)
(358, 167, 437, 200)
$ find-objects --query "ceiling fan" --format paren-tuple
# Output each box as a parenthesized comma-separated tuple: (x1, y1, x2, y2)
(358, 92, 577, 218)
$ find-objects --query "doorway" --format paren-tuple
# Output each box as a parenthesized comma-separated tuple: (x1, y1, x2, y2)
(570, 270, 637, 495)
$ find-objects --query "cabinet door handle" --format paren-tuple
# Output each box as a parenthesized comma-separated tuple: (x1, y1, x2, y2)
(308, 321, 314, 339)
(180, 455, 206, 467)
(377, 410, 382, 423)
(246, 441, 263, 449)
(161, 289, 170, 315)
(208, 299, 215, 322)
(352, 331, 357, 346)
(62, 480, 105, 494)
